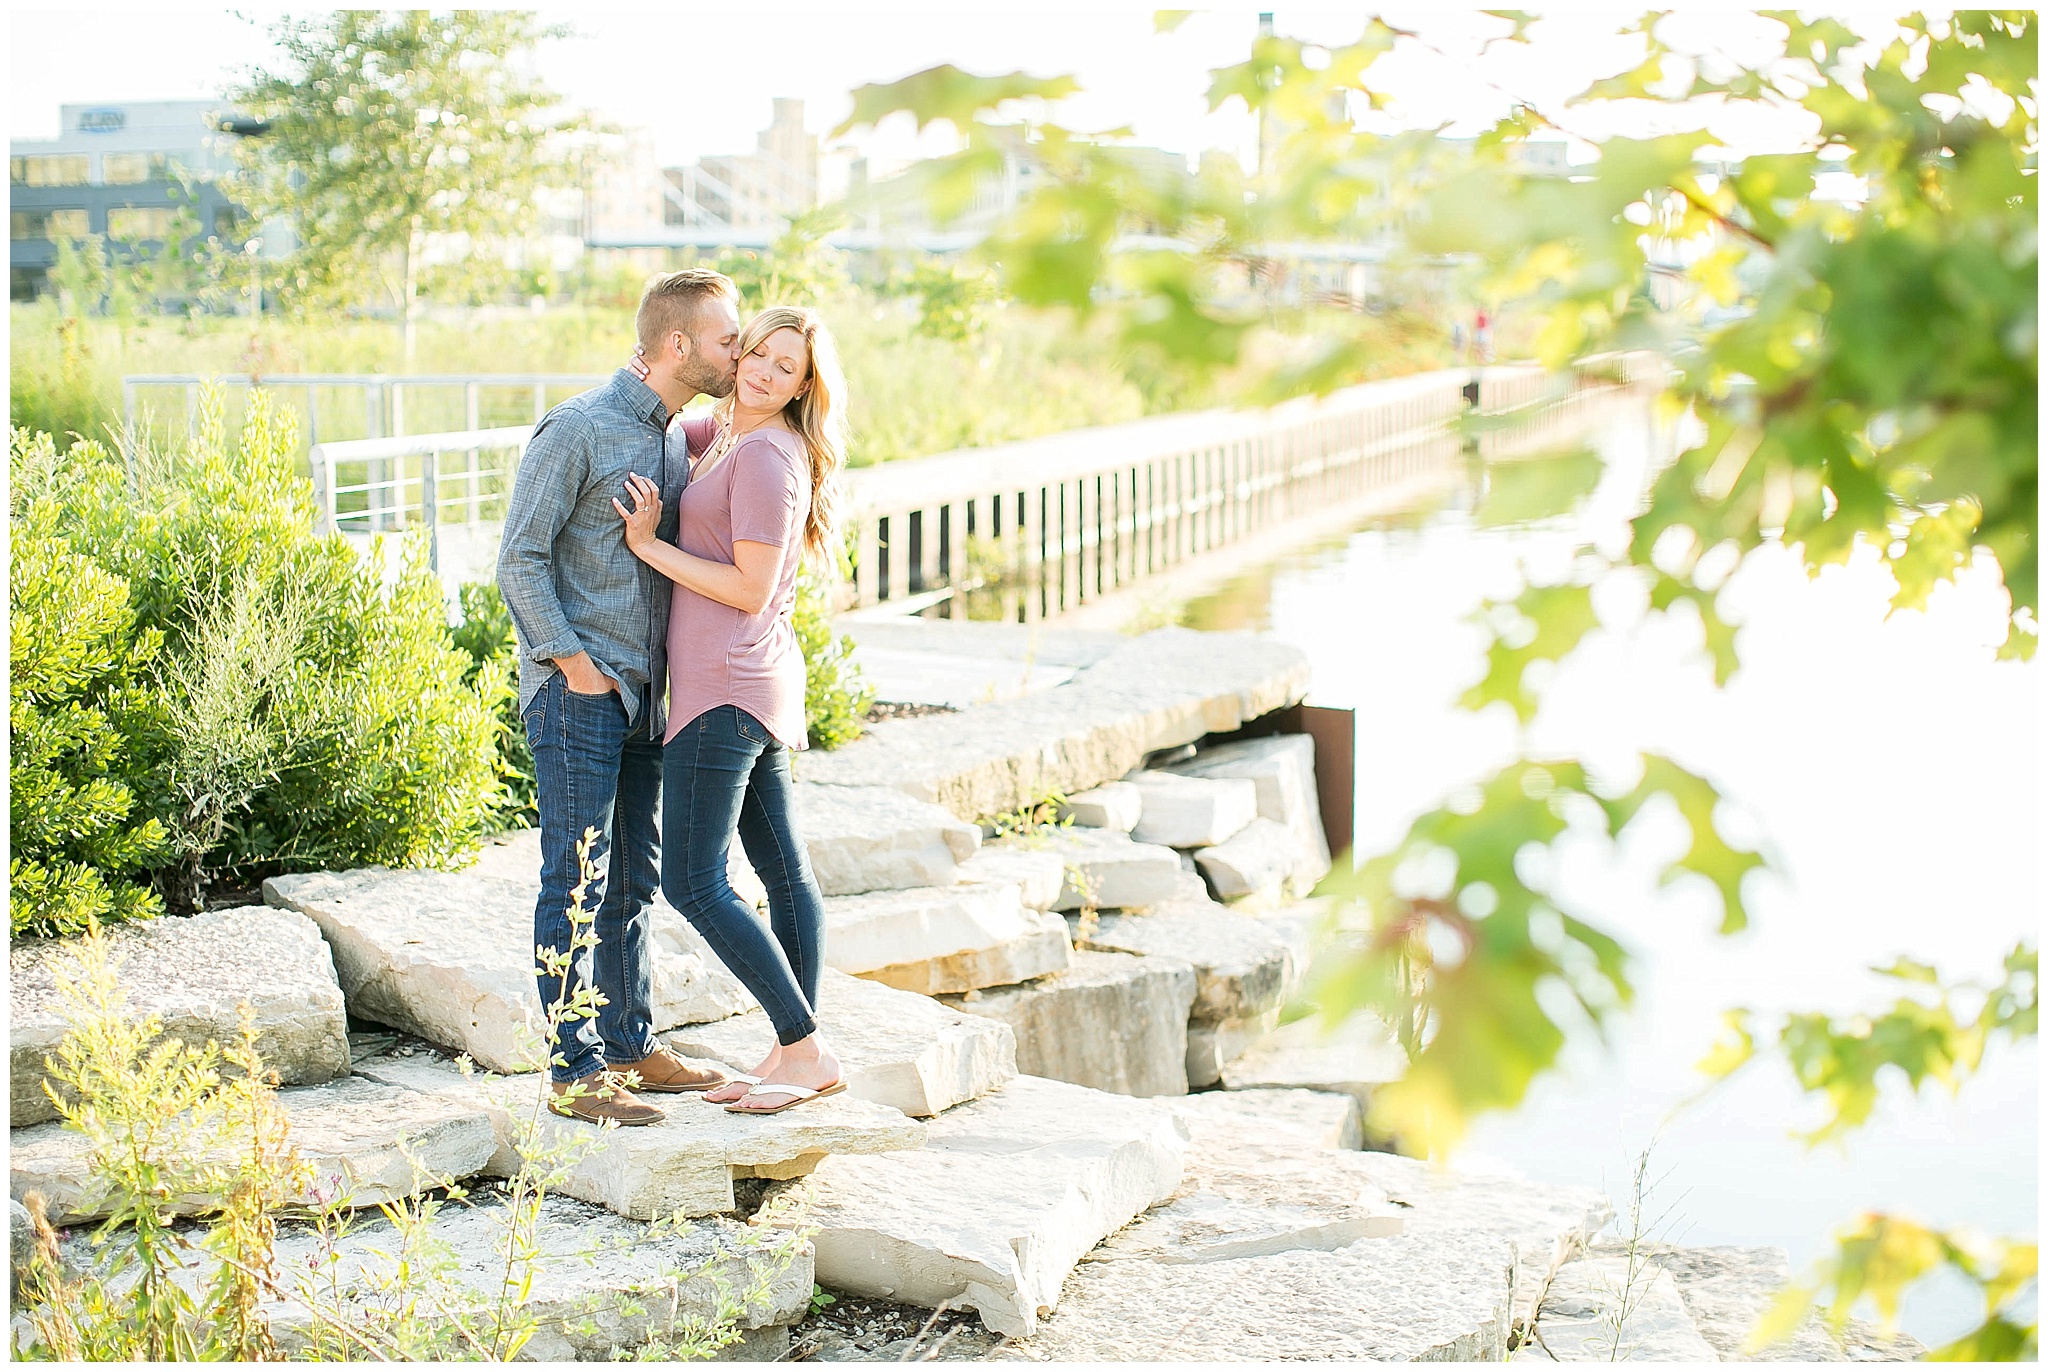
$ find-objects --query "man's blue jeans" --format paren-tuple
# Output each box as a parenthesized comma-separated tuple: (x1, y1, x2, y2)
(523, 674, 661, 1083)
(662, 705, 823, 1046)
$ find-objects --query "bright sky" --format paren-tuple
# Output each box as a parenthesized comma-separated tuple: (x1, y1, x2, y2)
(8, 5, 1825, 171)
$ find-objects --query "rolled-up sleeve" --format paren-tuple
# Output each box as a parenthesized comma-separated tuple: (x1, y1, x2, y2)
(497, 409, 591, 664)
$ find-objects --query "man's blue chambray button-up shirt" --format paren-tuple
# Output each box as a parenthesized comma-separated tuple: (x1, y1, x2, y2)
(496, 369, 691, 735)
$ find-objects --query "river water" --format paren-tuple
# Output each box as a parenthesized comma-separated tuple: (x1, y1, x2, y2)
(1171, 398, 2039, 1347)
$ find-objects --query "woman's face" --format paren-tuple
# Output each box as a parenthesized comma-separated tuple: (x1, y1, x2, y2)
(737, 327, 810, 413)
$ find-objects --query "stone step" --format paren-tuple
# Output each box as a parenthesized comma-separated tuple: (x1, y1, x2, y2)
(471, 827, 769, 909)
(1184, 1010, 1279, 1089)
(779, 1074, 1188, 1339)
(353, 1051, 925, 1221)
(1072, 903, 1294, 1023)
(1575, 1244, 1924, 1362)
(1218, 1009, 1410, 1113)
(792, 784, 981, 896)
(1168, 1085, 1364, 1151)
(1348, 1151, 1615, 1284)
(995, 1230, 1515, 1362)
(11, 1073, 496, 1224)
(1513, 1255, 1721, 1362)
(794, 627, 1311, 821)
(36, 1194, 810, 1362)
(944, 950, 1196, 1098)
(953, 842, 1066, 911)
(467, 785, 982, 900)
(822, 880, 1035, 975)
(10, 907, 351, 1128)
(662, 970, 1015, 1118)
(1031, 827, 1186, 912)
(1167, 733, 1331, 894)
(1193, 816, 1303, 903)
(1124, 770, 1257, 849)
(857, 909, 1073, 997)
(265, 869, 754, 1076)
(1057, 781, 1140, 832)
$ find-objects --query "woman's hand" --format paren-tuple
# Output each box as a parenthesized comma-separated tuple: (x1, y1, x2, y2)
(612, 471, 663, 551)
(628, 343, 650, 382)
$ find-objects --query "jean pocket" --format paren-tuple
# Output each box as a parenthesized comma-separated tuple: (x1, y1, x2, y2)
(734, 710, 767, 745)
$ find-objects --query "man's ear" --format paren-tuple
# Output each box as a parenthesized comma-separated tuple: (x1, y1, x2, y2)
(669, 330, 689, 361)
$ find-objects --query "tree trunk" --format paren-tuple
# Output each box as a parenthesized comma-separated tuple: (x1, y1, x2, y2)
(402, 215, 422, 368)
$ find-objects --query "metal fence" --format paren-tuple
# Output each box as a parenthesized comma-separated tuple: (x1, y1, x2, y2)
(286, 356, 1653, 604)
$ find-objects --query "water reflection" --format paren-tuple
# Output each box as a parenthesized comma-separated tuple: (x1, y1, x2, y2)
(1172, 401, 2037, 1347)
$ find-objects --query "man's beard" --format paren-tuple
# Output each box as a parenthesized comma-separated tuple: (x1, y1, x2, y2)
(677, 352, 736, 398)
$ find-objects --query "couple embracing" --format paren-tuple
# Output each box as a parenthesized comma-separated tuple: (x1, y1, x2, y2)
(497, 269, 845, 1126)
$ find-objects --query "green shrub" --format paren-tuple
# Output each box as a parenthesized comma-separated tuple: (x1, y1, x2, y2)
(8, 433, 171, 937)
(449, 580, 537, 829)
(8, 389, 502, 912)
(795, 558, 873, 751)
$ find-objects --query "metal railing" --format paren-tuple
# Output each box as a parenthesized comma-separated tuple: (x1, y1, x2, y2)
(291, 357, 1655, 602)
(122, 373, 607, 452)
(308, 426, 532, 583)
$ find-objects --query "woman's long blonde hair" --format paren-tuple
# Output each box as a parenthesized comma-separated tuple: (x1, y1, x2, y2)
(717, 305, 846, 565)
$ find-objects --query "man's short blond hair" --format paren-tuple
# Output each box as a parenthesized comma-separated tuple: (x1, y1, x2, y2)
(635, 268, 738, 353)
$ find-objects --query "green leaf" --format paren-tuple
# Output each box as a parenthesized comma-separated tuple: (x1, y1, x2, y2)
(1459, 582, 1600, 725)
(835, 66, 1080, 137)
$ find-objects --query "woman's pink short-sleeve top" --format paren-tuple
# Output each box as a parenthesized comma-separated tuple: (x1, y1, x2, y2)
(663, 418, 810, 749)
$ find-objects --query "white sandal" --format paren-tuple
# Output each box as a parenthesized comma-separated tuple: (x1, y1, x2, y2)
(724, 1080, 848, 1115)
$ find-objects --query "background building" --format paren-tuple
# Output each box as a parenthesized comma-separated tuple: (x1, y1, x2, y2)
(662, 98, 820, 234)
(9, 99, 262, 300)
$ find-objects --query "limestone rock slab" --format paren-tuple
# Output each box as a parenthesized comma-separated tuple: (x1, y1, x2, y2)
(790, 1075, 1188, 1338)
(1515, 1257, 1720, 1361)
(663, 970, 1014, 1118)
(260, 1195, 811, 1359)
(792, 784, 980, 896)
(1184, 1010, 1279, 1089)
(1624, 1244, 1924, 1361)
(954, 843, 1065, 911)
(795, 628, 1311, 821)
(1170, 733, 1331, 893)
(10, 1075, 496, 1223)
(821, 881, 1033, 975)
(1219, 1009, 1409, 1113)
(1057, 782, 1140, 832)
(1193, 816, 1302, 902)
(1126, 771, 1257, 849)
(1005, 1230, 1514, 1361)
(1169, 1085, 1364, 1151)
(945, 950, 1196, 1098)
(859, 909, 1073, 996)
(1032, 827, 1185, 912)
(1075, 904, 1293, 1022)
(265, 869, 751, 1075)
(1349, 1151, 1615, 1279)
(469, 827, 768, 910)
(10, 907, 350, 1127)
(353, 1052, 926, 1220)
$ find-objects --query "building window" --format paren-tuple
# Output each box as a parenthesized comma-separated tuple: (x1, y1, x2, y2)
(10, 208, 91, 241)
(10, 155, 91, 187)
(213, 206, 241, 240)
(102, 152, 170, 185)
(13, 266, 51, 302)
(107, 207, 173, 242)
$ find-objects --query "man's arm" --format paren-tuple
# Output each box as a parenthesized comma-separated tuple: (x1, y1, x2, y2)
(496, 410, 616, 693)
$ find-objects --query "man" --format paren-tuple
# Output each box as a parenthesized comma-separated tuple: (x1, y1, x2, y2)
(497, 268, 743, 1125)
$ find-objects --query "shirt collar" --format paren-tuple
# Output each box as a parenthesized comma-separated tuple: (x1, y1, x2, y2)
(611, 368, 671, 429)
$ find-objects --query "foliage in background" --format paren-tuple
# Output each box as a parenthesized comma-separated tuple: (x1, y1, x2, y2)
(229, 10, 578, 361)
(793, 553, 875, 751)
(845, 11, 2036, 1355)
(7, 391, 501, 921)
(449, 582, 539, 828)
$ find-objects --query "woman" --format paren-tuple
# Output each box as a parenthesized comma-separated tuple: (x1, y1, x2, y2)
(613, 305, 847, 1115)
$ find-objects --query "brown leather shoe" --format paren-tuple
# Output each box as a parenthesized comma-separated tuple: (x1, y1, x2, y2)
(548, 1071, 665, 1126)
(608, 1045, 732, 1094)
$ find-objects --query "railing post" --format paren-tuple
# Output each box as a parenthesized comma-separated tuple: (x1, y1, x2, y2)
(532, 382, 547, 425)
(944, 500, 968, 588)
(421, 440, 440, 573)
(854, 516, 880, 607)
(309, 442, 336, 535)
